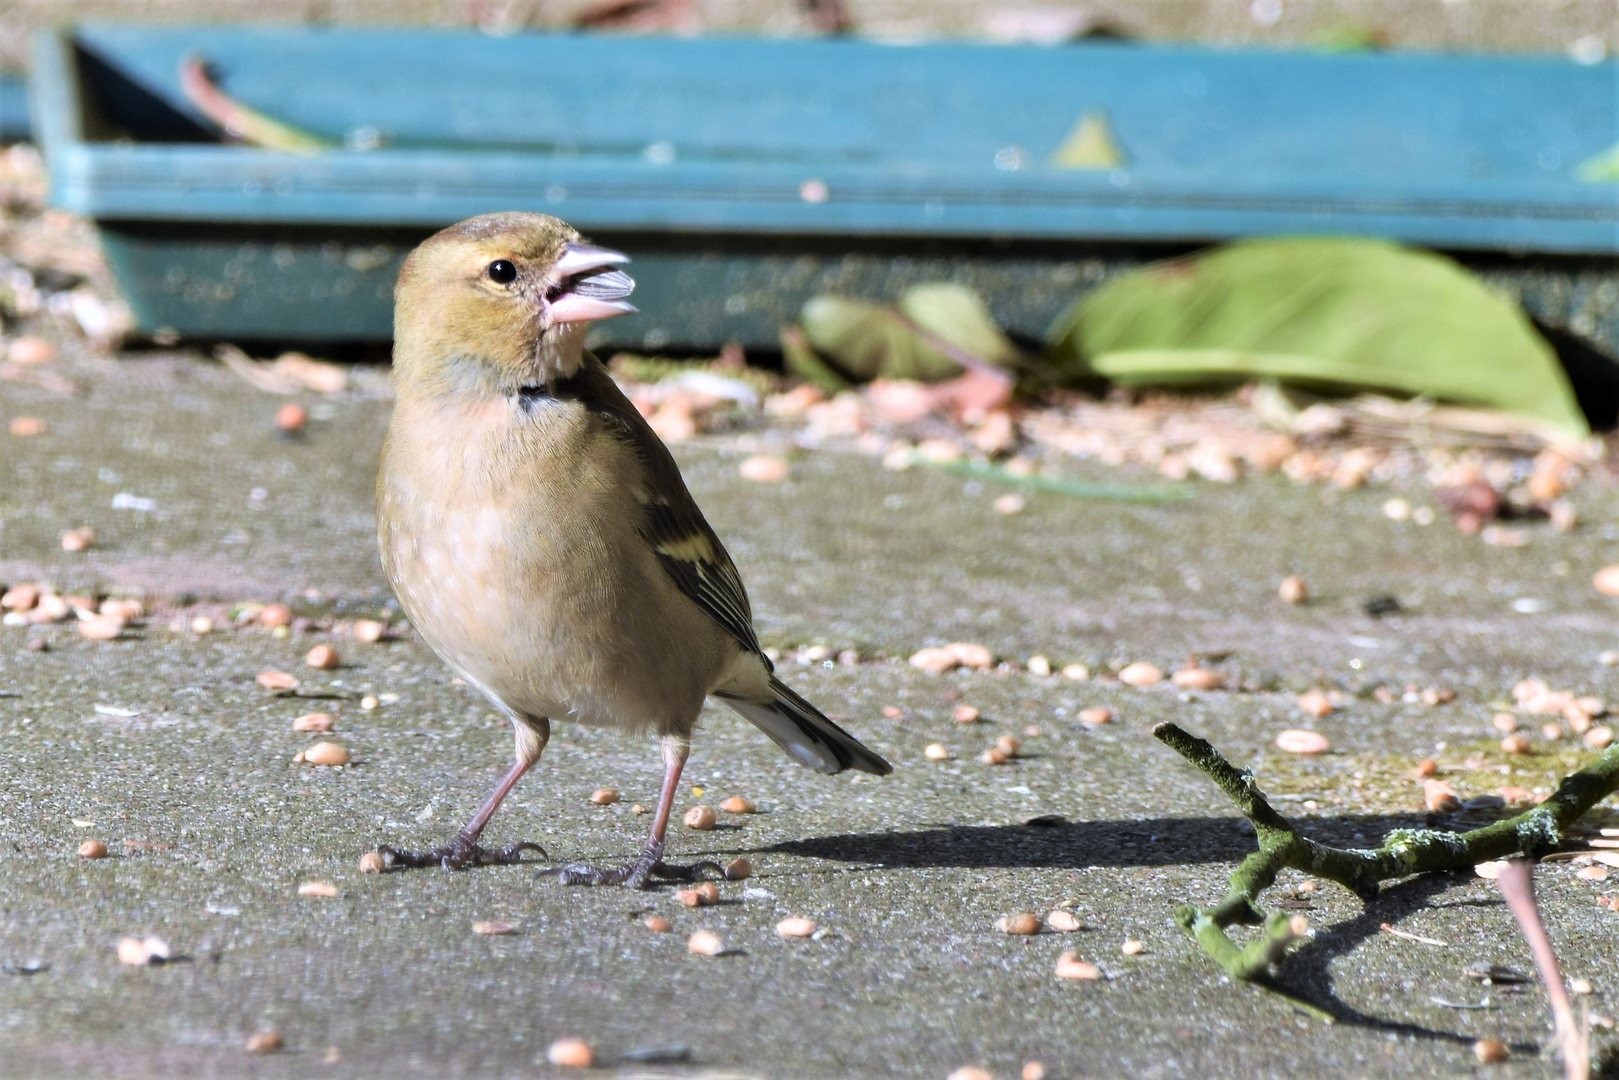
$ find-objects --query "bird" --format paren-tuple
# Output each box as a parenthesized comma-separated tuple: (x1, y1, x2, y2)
(373, 211, 891, 887)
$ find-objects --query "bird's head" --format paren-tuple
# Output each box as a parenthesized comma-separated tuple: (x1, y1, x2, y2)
(392, 212, 635, 398)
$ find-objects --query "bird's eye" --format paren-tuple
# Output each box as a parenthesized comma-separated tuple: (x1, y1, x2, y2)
(486, 259, 518, 285)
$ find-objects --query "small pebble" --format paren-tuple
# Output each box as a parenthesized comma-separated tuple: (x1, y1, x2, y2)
(1121, 939, 1145, 956)
(1501, 733, 1532, 755)
(257, 670, 299, 691)
(77, 614, 124, 641)
(306, 643, 340, 670)
(293, 712, 334, 732)
(723, 857, 752, 881)
(352, 618, 386, 643)
(1472, 1038, 1509, 1064)
(643, 915, 671, 933)
(1026, 655, 1051, 677)
(78, 840, 108, 859)
(246, 1030, 284, 1054)
(738, 454, 790, 483)
(1276, 729, 1330, 755)
(9, 416, 45, 437)
(546, 1037, 594, 1068)
(682, 805, 716, 830)
(472, 920, 519, 935)
(301, 741, 350, 767)
(258, 604, 294, 627)
(1078, 707, 1113, 726)
(297, 881, 339, 898)
(924, 743, 950, 760)
(1117, 661, 1163, 687)
(358, 851, 386, 874)
(1278, 576, 1309, 604)
(687, 930, 725, 955)
(60, 527, 94, 552)
(777, 917, 817, 938)
(1295, 688, 1335, 718)
(1172, 666, 1224, 690)
(590, 787, 620, 806)
(1424, 779, 1461, 812)
(996, 912, 1041, 935)
(1045, 910, 1082, 932)
(1022, 1063, 1047, 1080)
(953, 705, 982, 724)
(275, 402, 308, 432)
(360, 694, 380, 710)
(1054, 951, 1101, 980)
(719, 796, 756, 814)
(993, 493, 1026, 515)
(1061, 663, 1090, 681)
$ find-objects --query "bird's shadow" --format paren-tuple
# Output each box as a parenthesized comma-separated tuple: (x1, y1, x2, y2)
(759, 812, 1516, 1044)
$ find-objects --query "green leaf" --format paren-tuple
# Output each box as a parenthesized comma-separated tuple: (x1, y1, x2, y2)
(798, 283, 1018, 384)
(899, 283, 1021, 368)
(1045, 237, 1588, 439)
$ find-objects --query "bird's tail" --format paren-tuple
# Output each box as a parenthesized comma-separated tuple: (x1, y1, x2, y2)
(720, 675, 892, 776)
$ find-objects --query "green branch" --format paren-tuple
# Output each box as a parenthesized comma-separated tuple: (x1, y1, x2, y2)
(1154, 722, 1619, 1014)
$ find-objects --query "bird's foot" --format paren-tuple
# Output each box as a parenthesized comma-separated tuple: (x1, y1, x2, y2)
(375, 836, 547, 872)
(539, 854, 723, 890)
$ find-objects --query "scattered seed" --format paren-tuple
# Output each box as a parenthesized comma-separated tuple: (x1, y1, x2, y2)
(1121, 939, 1145, 956)
(9, 336, 56, 365)
(719, 796, 756, 814)
(1587, 727, 1614, 750)
(630, 804, 648, 814)
(275, 402, 308, 432)
(60, 527, 94, 552)
(358, 851, 386, 874)
(305, 643, 339, 670)
(293, 712, 334, 732)
(993, 493, 1025, 515)
(724, 858, 752, 881)
(1542, 722, 1565, 741)
(948, 1068, 993, 1080)
(1424, 779, 1461, 813)
(472, 919, 519, 935)
(258, 604, 294, 627)
(1026, 655, 1052, 677)
(996, 912, 1041, 935)
(682, 805, 716, 830)
(352, 618, 386, 643)
(1022, 1063, 1047, 1080)
(995, 735, 1021, 757)
(881, 705, 904, 719)
(78, 840, 108, 859)
(738, 454, 790, 483)
(1078, 707, 1113, 726)
(1414, 758, 1437, 778)
(924, 743, 950, 761)
(1054, 951, 1101, 980)
(675, 888, 709, 908)
(116, 935, 169, 966)
(1295, 688, 1335, 718)
(643, 915, 671, 933)
(1576, 866, 1609, 881)
(1501, 733, 1532, 755)
(1472, 1038, 1508, 1064)
(1491, 712, 1517, 733)
(298, 881, 339, 898)
(1276, 729, 1330, 755)
(256, 670, 299, 691)
(1278, 576, 1309, 604)
(687, 930, 725, 955)
(1594, 567, 1619, 597)
(546, 1037, 594, 1068)
(77, 614, 124, 641)
(953, 705, 982, 723)
(1, 584, 40, 611)
(9, 416, 45, 437)
(1046, 910, 1082, 933)
(186, 615, 214, 635)
(246, 1030, 284, 1054)
(1172, 666, 1224, 690)
(590, 787, 620, 806)
(1571, 978, 1594, 995)
(1061, 663, 1090, 681)
(301, 741, 350, 767)
(1117, 661, 1164, 687)
(360, 694, 380, 710)
(1474, 861, 1508, 880)
(777, 917, 817, 938)
(978, 748, 1009, 766)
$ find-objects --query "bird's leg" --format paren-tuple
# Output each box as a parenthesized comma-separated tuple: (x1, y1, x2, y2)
(377, 719, 550, 871)
(541, 735, 721, 888)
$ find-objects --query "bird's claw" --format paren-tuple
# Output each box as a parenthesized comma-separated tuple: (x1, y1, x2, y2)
(376, 838, 547, 871)
(538, 857, 723, 890)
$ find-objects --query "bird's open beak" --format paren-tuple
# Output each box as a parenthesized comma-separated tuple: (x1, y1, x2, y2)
(546, 242, 636, 324)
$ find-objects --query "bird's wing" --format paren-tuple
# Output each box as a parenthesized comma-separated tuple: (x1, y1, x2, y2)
(558, 355, 767, 661)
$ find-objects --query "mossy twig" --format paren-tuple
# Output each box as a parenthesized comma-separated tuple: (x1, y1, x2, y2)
(1153, 722, 1619, 1014)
